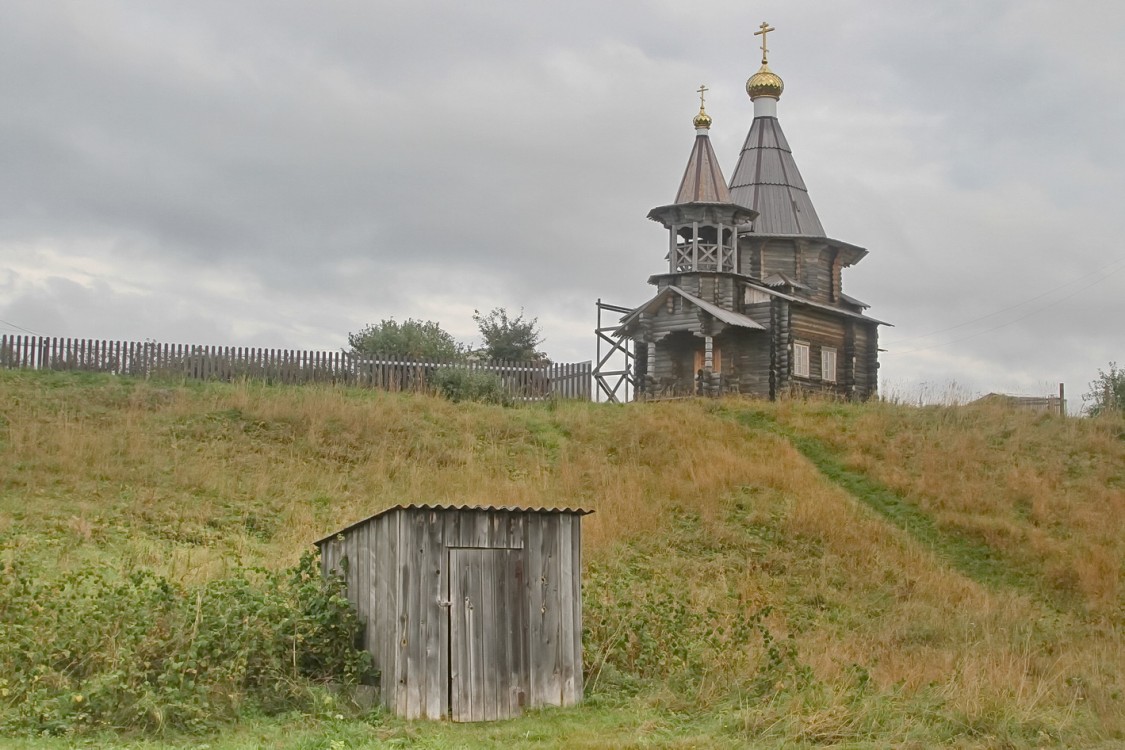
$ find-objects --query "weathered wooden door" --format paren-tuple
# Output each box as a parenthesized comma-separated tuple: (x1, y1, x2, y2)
(694, 346, 722, 373)
(448, 548, 528, 722)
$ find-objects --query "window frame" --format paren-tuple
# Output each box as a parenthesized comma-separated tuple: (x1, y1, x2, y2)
(793, 341, 811, 378)
(821, 346, 837, 383)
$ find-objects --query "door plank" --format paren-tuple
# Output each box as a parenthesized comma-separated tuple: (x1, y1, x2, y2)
(449, 548, 529, 721)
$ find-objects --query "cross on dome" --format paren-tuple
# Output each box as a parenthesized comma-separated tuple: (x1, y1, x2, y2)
(693, 83, 713, 129)
(754, 22, 775, 64)
(747, 21, 784, 101)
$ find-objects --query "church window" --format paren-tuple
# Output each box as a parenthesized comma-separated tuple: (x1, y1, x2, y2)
(744, 287, 770, 305)
(793, 341, 810, 378)
(821, 347, 837, 383)
(701, 277, 715, 303)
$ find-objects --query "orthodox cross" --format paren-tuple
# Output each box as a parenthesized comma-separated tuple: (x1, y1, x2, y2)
(754, 21, 775, 64)
(697, 84, 708, 109)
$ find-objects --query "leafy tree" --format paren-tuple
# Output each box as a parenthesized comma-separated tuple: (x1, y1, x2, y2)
(473, 307, 547, 362)
(347, 318, 464, 360)
(1083, 361, 1124, 417)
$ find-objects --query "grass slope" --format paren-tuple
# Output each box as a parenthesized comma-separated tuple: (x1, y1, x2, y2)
(1, 370, 1122, 748)
(726, 408, 1045, 597)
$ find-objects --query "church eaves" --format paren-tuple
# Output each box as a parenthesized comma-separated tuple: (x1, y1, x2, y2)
(728, 23, 826, 237)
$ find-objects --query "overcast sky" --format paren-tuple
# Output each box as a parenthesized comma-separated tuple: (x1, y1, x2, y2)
(2, 0, 1122, 405)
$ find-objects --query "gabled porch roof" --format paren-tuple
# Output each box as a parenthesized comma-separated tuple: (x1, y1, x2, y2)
(615, 285, 765, 337)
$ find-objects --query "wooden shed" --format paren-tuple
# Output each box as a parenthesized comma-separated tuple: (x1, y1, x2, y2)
(314, 504, 592, 722)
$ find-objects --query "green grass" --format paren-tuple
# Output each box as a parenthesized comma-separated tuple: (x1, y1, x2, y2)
(1, 370, 1123, 747)
(0, 702, 754, 749)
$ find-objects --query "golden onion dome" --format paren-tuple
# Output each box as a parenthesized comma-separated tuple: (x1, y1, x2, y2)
(693, 105, 712, 129)
(747, 62, 784, 100)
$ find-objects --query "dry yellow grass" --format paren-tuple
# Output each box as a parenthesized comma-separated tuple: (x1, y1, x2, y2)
(772, 399, 1125, 612)
(1, 370, 1122, 745)
(1, 376, 769, 574)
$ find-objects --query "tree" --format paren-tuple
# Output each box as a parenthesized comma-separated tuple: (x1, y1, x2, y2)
(473, 307, 546, 362)
(1084, 361, 1125, 417)
(347, 318, 464, 360)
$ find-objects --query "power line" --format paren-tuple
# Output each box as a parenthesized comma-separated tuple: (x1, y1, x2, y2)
(884, 255, 1125, 348)
(0, 319, 45, 336)
(891, 263, 1125, 356)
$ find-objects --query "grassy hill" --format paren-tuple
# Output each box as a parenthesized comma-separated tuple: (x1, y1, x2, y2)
(0, 370, 1122, 748)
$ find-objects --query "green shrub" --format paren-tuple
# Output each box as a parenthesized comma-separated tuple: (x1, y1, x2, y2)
(0, 552, 372, 735)
(431, 367, 511, 405)
(583, 549, 811, 703)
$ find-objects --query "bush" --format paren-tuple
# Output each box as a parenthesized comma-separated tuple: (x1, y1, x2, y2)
(583, 542, 811, 704)
(0, 552, 372, 735)
(1084, 361, 1124, 417)
(472, 307, 547, 362)
(347, 318, 464, 361)
(431, 367, 512, 405)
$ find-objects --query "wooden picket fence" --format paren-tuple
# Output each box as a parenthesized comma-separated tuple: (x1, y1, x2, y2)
(0, 335, 591, 400)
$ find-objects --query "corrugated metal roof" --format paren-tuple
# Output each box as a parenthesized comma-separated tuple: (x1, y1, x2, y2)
(675, 133, 732, 204)
(670, 286, 765, 329)
(740, 281, 892, 326)
(614, 285, 765, 335)
(314, 503, 594, 546)
(762, 272, 808, 290)
(729, 116, 825, 236)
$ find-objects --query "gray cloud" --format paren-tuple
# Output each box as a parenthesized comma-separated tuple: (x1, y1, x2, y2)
(1, 0, 1122, 404)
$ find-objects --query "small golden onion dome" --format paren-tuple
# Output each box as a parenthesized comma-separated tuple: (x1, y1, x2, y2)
(746, 63, 784, 100)
(693, 106, 712, 129)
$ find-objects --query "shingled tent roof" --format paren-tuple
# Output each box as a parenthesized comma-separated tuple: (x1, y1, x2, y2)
(674, 126, 732, 204)
(729, 110, 825, 236)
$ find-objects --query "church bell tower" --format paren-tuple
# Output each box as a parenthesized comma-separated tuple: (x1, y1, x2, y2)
(648, 87, 757, 277)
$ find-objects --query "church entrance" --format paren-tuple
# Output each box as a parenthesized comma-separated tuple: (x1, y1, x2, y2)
(693, 346, 722, 374)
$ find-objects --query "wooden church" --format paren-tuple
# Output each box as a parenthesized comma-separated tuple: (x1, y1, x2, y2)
(617, 24, 888, 400)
